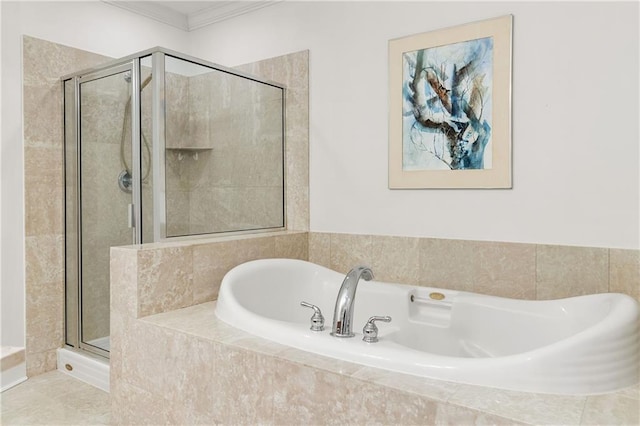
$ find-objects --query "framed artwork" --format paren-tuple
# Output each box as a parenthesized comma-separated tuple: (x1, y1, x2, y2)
(388, 15, 512, 189)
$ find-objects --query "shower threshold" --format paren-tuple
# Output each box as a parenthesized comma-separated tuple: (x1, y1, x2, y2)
(57, 347, 109, 392)
(87, 336, 110, 352)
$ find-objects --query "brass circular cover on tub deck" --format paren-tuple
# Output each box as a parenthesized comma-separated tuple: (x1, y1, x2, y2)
(429, 292, 445, 300)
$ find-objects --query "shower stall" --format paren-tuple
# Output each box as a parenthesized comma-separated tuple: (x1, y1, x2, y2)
(62, 48, 285, 359)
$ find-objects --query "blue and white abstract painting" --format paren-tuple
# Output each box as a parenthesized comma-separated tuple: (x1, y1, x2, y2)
(402, 36, 493, 171)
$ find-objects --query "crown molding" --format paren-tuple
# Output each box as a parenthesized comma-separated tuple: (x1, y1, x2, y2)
(188, 1, 280, 30)
(102, 1, 189, 31)
(102, 1, 281, 32)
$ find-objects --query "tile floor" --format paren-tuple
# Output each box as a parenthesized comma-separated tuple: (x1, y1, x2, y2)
(1, 371, 109, 425)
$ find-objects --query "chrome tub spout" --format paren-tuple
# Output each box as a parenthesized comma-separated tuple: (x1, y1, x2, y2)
(331, 265, 374, 337)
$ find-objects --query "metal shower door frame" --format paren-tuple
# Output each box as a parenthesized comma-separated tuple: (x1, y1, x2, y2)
(148, 50, 288, 241)
(63, 58, 143, 359)
(62, 47, 288, 359)
(63, 46, 288, 243)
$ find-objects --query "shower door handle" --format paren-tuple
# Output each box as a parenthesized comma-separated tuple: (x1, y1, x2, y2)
(127, 203, 135, 228)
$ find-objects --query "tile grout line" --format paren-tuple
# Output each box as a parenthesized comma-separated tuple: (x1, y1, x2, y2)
(607, 248, 612, 293)
(577, 395, 589, 425)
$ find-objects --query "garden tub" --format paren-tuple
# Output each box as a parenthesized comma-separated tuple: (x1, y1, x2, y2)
(215, 259, 639, 395)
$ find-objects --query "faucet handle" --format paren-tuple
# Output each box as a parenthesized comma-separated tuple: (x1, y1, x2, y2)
(300, 301, 325, 332)
(362, 316, 392, 343)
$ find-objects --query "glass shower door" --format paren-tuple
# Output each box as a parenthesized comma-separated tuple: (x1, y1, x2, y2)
(77, 66, 135, 354)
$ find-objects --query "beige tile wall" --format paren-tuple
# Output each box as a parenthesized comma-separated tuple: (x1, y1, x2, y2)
(309, 232, 640, 302)
(166, 67, 286, 235)
(22, 38, 309, 378)
(22, 36, 110, 376)
(108, 293, 638, 425)
(134, 232, 308, 318)
(1, 348, 26, 372)
(164, 71, 192, 236)
(109, 231, 309, 412)
(609, 249, 640, 301)
(110, 314, 523, 425)
(107, 230, 638, 424)
(236, 50, 310, 232)
(109, 245, 524, 426)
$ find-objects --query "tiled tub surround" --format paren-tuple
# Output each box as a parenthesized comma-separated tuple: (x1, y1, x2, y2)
(110, 231, 310, 419)
(112, 304, 639, 425)
(309, 233, 640, 303)
(111, 231, 638, 425)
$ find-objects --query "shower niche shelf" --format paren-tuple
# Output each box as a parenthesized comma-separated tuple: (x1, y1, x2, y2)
(166, 147, 212, 161)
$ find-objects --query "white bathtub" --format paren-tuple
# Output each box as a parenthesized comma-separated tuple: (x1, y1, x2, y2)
(215, 259, 639, 395)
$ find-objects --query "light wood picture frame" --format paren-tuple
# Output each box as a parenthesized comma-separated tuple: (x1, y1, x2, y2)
(389, 15, 513, 189)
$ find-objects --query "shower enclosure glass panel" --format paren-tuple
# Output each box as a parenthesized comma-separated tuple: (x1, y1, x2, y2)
(65, 64, 138, 357)
(64, 48, 285, 360)
(79, 70, 133, 353)
(162, 55, 285, 237)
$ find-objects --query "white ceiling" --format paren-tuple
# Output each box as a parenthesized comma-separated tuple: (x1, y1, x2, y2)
(102, 1, 280, 32)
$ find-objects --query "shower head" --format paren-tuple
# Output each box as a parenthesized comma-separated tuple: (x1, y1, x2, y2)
(123, 72, 152, 89)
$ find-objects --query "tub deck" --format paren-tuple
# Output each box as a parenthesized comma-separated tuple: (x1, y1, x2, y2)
(138, 301, 639, 426)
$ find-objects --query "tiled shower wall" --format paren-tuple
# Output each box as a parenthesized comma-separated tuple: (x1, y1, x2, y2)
(235, 51, 310, 232)
(23, 36, 110, 376)
(22, 37, 309, 377)
(162, 49, 310, 235)
(187, 71, 284, 234)
(309, 233, 640, 302)
(164, 69, 284, 235)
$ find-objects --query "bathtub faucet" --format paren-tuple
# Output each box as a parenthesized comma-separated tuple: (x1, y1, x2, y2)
(331, 265, 374, 337)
